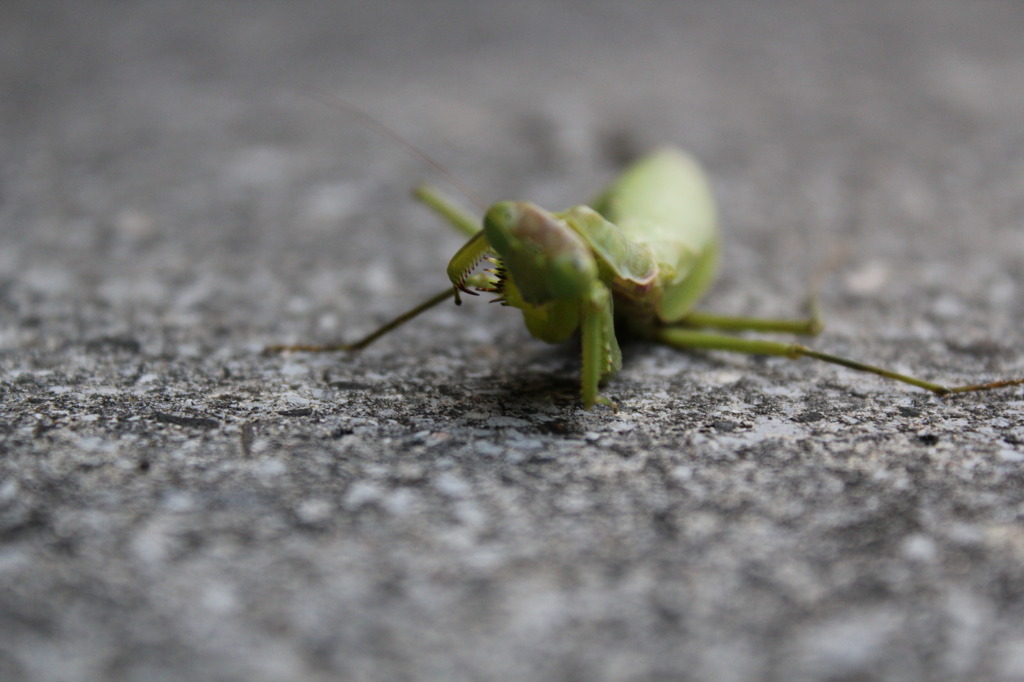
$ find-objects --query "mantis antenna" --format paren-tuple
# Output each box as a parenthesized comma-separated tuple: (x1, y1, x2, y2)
(295, 87, 488, 211)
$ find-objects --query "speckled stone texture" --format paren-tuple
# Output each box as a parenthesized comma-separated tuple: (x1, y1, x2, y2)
(3, 2, 1024, 680)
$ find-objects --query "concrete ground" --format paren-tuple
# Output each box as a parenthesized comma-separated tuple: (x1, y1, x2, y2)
(3, 1, 1024, 680)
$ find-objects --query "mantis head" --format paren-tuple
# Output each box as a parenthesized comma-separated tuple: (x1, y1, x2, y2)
(447, 201, 598, 307)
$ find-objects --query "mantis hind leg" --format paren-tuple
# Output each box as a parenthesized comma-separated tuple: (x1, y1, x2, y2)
(652, 327, 1024, 396)
(678, 292, 824, 337)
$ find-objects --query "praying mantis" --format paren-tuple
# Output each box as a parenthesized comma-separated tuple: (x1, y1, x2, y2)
(268, 118, 1024, 410)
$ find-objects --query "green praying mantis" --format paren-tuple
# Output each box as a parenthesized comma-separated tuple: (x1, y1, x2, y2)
(268, 117, 1024, 410)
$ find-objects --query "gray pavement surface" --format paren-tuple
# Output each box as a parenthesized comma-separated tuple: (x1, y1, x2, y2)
(3, 1, 1024, 680)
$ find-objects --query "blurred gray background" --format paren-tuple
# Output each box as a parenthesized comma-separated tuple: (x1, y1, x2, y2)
(3, 1, 1024, 680)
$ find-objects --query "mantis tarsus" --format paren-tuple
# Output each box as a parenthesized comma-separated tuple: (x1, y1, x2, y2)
(268, 121, 1024, 410)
